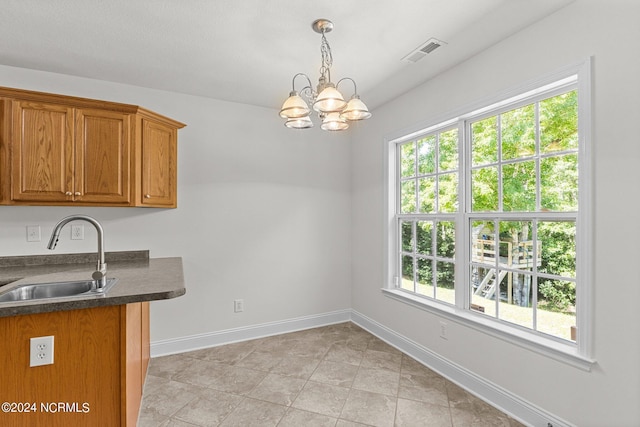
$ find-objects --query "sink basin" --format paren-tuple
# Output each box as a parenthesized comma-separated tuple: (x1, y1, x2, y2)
(0, 278, 118, 303)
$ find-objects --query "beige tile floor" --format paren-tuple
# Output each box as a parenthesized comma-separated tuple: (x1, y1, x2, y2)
(139, 322, 525, 427)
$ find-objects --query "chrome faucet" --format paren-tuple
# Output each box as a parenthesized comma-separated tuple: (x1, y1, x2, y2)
(47, 214, 107, 289)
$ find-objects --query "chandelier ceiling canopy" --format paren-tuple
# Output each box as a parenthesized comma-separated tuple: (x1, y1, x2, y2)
(279, 19, 372, 131)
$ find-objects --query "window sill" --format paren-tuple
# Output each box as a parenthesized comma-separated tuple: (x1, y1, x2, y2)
(382, 288, 595, 371)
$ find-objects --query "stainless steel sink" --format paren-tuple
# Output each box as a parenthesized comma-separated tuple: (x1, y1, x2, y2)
(0, 278, 118, 303)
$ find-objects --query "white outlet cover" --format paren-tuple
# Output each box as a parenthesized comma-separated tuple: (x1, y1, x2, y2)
(71, 224, 84, 240)
(26, 225, 41, 242)
(30, 336, 54, 367)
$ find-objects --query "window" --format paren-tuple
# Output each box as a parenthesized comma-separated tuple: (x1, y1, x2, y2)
(399, 127, 458, 305)
(385, 62, 592, 362)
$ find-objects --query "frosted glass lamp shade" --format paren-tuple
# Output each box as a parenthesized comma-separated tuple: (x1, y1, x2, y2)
(340, 96, 372, 121)
(320, 112, 349, 131)
(313, 86, 347, 113)
(279, 92, 311, 119)
(285, 115, 314, 129)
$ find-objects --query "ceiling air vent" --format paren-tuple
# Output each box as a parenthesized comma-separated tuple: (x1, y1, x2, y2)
(402, 38, 446, 63)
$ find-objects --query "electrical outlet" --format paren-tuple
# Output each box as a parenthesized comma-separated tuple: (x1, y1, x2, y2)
(26, 225, 41, 242)
(71, 224, 84, 240)
(234, 299, 244, 313)
(30, 336, 54, 367)
(439, 321, 448, 340)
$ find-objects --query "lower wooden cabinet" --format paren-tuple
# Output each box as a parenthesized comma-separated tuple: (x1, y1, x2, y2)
(0, 302, 150, 427)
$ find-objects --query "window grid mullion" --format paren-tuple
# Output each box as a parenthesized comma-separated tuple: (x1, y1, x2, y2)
(532, 220, 539, 332)
(434, 134, 440, 214)
(458, 120, 468, 309)
(414, 141, 419, 215)
(497, 114, 503, 212)
(535, 101, 542, 212)
(412, 220, 418, 293)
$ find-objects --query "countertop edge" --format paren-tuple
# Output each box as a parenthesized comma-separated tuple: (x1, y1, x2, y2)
(0, 256, 186, 318)
(0, 287, 186, 318)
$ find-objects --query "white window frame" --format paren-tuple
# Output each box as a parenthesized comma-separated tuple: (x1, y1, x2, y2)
(383, 59, 593, 370)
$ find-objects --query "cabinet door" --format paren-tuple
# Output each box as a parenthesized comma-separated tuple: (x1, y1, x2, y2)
(11, 100, 74, 202)
(0, 99, 11, 203)
(75, 109, 131, 204)
(141, 118, 177, 207)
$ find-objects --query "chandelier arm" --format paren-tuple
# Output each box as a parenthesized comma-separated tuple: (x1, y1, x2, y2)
(291, 73, 315, 102)
(292, 73, 313, 92)
(336, 77, 358, 97)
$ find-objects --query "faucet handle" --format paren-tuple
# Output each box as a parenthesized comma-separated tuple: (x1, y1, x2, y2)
(92, 262, 107, 280)
(92, 263, 108, 290)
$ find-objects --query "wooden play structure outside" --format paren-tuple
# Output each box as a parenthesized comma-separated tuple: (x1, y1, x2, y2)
(472, 237, 542, 305)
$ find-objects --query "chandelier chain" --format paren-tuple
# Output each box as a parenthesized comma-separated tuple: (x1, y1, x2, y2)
(319, 32, 333, 82)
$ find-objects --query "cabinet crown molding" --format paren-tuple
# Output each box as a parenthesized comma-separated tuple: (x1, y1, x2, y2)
(0, 86, 186, 128)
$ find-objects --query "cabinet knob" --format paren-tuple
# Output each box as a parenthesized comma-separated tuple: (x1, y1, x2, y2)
(75, 192, 81, 196)
(144, 194, 151, 199)
(65, 191, 72, 196)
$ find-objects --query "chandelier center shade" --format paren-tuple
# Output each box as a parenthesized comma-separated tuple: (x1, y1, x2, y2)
(279, 19, 372, 131)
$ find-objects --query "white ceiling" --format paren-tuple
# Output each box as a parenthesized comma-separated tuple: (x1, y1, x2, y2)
(0, 0, 573, 111)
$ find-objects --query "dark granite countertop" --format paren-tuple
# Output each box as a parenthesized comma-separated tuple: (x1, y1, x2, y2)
(0, 251, 185, 317)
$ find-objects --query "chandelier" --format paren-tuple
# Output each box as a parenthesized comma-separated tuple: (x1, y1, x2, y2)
(279, 19, 372, 131)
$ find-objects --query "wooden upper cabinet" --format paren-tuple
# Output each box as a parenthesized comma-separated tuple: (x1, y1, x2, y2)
(140, 118, 177, 207)
(75, 109, 131, 204)
(0, 86, 185, 207)
(11, 100, 74, 202)
(11, 103, 131, 204)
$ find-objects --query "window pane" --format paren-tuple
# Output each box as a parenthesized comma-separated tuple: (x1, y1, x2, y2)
(416, 221, 432, 255)
(502, 161, 536, 211)
(436, 261, 455, 304)
(418, 177, 435, 213)
(401, 220, 413, 252)
(499, 272, 533, 329)
(537, 279, 576, 341)
(400, 142, 415, 178)
(540, 90, 578, 154)
(541, 154, 578, 211)
(417, 136, 436, 175)
(439, 129, 458, 172)
(538, 221, 576, 278)
(416, 257, 433, 297)
(472, 166, 498, 211)
(471, 220, 496, 265)
(401, 179, 416, 213)
(401, 255, 414, 291)
(501, 104, 535, 160)
(436, 221, 455, 258)
(498, 220, 534, 268)
(438, 173, 458, 213)
(471, 266, 496, 318)
(471, 116, 498, 166)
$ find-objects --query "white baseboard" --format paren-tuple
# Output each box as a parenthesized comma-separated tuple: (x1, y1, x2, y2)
(350, 310, 573, 427)
(150, 309, 351, 357)
(150, 308, 571, 427)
